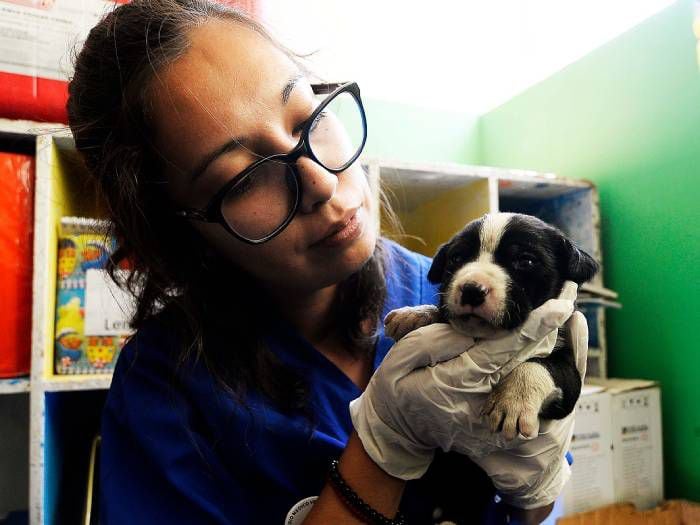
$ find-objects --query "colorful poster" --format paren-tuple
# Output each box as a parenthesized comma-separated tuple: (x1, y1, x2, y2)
(54, 217, 134, 375)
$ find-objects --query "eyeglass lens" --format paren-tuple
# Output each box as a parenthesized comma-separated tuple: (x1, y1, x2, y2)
(308, 91, 365, 170)
(220, 90, 365, 241)
(221, 163, 297, 241)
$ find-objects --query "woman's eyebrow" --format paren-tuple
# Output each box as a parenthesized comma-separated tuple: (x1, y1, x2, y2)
(190, 137, 246, 182)
(190, 75, 304, 183)
(282, 73, 305, 105)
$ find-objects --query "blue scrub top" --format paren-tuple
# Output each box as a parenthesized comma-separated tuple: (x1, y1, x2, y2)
(100, 239, 495, 524)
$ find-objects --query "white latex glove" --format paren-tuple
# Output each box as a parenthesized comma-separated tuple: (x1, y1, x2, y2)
(349, 282, 580, 495)
(474, 311, 589, 509)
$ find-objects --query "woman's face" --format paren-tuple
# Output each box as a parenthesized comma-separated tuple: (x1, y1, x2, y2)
(150, 19, 377, 294)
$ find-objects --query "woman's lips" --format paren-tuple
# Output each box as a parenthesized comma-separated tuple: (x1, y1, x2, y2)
(313, 208, 364, 248)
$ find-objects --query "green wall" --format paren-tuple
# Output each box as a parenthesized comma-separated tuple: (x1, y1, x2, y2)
(479, 0, 700, 499)
(364, 98, 480, 163)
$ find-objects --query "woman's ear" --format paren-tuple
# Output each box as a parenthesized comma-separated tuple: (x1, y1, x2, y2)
(564, 239, 599, 284)
(427, 242, 450, 284)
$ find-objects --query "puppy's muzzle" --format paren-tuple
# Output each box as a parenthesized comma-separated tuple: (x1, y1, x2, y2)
(460, 283, 489, 307)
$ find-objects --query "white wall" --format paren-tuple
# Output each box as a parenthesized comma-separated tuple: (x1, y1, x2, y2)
(262, 0, 675, 113)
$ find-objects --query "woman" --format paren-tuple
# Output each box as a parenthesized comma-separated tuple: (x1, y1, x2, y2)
(66, 1, 571, 523)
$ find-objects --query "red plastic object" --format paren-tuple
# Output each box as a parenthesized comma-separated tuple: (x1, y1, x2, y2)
(0, 152, 34, 378)
(0, 72, 69, 124)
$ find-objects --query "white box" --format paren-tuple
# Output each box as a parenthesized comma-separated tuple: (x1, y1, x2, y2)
(562, 379, 663, 516)
(604, 379, 664, 510)
(562, 385, 615, 515)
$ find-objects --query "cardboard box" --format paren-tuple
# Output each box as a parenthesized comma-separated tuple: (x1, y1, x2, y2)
(562, 384, 616, 515)
(562, 379, 664, 516)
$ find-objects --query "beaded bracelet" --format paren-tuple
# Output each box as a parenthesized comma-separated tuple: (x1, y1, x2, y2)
(328, 459, 407, 525)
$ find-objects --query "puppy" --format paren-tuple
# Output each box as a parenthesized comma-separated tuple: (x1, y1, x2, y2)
(385, 212, 598, 439)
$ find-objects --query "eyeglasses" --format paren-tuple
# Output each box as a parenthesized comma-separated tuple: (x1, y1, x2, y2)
(175, 81, 368, 244)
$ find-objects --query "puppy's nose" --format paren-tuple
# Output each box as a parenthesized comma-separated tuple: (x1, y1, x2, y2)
(460, 283, 488, 306)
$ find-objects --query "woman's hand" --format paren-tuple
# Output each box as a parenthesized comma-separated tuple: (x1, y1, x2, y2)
(349, 283, 577, 480)
(350, 282, 588, 517)
(472, 310, 589, 513)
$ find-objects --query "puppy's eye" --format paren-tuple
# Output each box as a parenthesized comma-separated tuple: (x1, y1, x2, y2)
(514, 255, 536, 270)
(449, 253, 465, 265)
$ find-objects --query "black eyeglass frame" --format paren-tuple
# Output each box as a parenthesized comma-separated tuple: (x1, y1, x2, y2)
(175, 81, 367, 245)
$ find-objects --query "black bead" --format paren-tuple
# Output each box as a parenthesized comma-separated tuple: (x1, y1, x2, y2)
(328, 459, 406, 525)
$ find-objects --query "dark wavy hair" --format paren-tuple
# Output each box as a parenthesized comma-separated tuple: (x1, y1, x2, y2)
(66, 0, 390, 413)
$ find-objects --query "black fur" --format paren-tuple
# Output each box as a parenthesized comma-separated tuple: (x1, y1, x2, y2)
(427, 218, 482, 286)
(531, 340, 582, 419)
(562, 237, 599, 284)
(429, 213, 598, 421)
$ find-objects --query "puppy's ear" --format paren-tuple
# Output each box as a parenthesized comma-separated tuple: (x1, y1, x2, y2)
(428, 242, 450, 284)
(564, 239, 599, 284)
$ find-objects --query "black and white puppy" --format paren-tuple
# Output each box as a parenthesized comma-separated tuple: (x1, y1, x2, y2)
(385, 212, 598, 439)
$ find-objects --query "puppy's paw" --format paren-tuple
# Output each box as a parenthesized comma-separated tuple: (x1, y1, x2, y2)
(384, 305, 440, 341)
(481, 363, 552, 440)
(482, 387, 541, 440)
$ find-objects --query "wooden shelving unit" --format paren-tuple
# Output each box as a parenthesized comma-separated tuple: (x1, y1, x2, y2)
(0, 377, 31, 395)
(1, 121, 614, 524)
(365, 157, 609, 376)
(0, 120, 114, 525)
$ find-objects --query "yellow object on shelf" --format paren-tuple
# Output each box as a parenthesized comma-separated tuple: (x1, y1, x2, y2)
(54, 217, 132, 375)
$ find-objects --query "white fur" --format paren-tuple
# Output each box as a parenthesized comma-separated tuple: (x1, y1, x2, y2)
(482, 362, 559, 439)
(479, 212, 514, 255)
(445, 213, 514, 329)
(447, 262, 510, 323)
